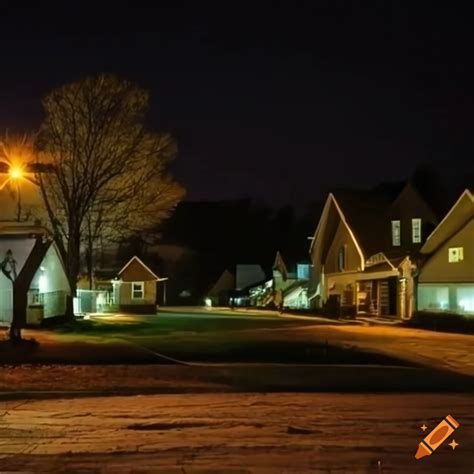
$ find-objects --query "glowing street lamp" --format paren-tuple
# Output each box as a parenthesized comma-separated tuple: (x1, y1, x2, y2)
(9, 167, 24, 180)
(7, 165, 26, 221)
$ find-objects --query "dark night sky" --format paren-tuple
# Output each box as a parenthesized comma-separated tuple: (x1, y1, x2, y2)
(0, 2, 473, 206)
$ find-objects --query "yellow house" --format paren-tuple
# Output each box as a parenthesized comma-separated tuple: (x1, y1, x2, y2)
(309, 183, 439, 319)
(113, 256, 167, 314)
(418, 189, 474, 315)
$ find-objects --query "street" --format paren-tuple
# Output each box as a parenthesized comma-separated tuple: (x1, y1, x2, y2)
(2, 310, 474, 472)
(1, 393, 473, 473)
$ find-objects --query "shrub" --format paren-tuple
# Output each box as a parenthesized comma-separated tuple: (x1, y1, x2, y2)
(405, 311, 474, 334)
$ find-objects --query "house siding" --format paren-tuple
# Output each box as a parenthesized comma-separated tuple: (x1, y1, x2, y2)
(29, 245, 70, 320)
(119, 280, 156, 305)
(387, 183, 439, 252)
(120, 258, 157, 282)
(324, 221, 361, 274)
(0, 273, 13, 324)
(419, 218, 474, 283)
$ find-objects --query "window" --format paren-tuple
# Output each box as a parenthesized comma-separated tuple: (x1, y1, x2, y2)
(448, 247, 464, 263)
(132, 282, 144, 299)
(337, 246, 346, 272)
(411, 218, 422, 243)
(30, 290, 44, 305)
(417, 285, 449, 311)
(457, 287, 474, 313)
(391, 220, 401, 246)
(296, 264, 310, 280)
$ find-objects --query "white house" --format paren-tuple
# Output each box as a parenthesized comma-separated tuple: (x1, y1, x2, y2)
(0, 224, 70, 326)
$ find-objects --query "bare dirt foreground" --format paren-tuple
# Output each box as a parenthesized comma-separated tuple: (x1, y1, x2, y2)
(1, 393, 473, 473)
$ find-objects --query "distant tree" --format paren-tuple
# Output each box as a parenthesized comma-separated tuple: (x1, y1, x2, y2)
(36, 75, 184, 309)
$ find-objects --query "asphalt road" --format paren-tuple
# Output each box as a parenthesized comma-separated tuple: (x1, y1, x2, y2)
(1, 393, 473, 473)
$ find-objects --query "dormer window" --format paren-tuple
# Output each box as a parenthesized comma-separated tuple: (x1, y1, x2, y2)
(391, 220, 401, 246)
(412, 218, 422, 243)
(337, 245, 346, 272)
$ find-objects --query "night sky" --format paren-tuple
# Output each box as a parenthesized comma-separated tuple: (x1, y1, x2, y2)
(0, 3, 473, 206)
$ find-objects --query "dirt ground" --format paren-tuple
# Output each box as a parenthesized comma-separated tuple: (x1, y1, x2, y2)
(1, 393, 472, 473)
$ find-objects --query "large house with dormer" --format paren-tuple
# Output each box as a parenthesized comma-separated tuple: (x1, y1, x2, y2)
(309, 182, 441, 319)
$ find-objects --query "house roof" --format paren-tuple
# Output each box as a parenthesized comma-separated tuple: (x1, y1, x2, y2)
(420, 189, 474, 255)
(272, 251, 288, 280)
(0, 236, 37, 276)
(16, 238, 53, 290)
(235, 264, 266, 290)
(207, 269, 235, 296)
(0, 234, 62, 292)
(282, 279, 308, 297)
(330, 188, 393, 258)
(118, 255, 162, 281)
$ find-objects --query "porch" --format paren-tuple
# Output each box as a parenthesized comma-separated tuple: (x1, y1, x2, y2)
(355, 277, 398, 317)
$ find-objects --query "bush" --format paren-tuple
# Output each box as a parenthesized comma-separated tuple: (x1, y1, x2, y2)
(405, 311, 474, 334)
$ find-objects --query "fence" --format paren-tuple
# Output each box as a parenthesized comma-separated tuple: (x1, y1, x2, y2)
(74, 289, 113, 315)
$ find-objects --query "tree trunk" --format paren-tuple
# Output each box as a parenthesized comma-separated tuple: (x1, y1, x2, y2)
(64, 230, 81, 320)
(9, 286, 27, 342)
(86, 231, 94, 290)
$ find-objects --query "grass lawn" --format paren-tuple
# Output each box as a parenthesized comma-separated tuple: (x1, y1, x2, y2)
(68, 311, 320, 335)
(32, 312, 407, 366)
(2, 312, 474, 393)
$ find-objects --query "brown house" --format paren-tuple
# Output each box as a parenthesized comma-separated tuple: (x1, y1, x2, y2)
(309, 183, 440, 319)
(113, 256, 167, 313)
(418, 189, 474, 314)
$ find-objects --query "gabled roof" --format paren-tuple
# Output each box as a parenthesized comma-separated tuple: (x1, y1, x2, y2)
(282, 279, 308, 297)
(420, 189, 474, 255)
(207, 269, 235, 296)
(235, 264, 266, 290)
(0, 233, 68, 292)
(118, 255, 161, 281)
(330, 188, 393, 258)
(309, 192, 365, 271)
(272, 251, 288, 280)
(0, 236, 37, 276)
(16, 238, 53, 291)
(310, 188, 393, 258)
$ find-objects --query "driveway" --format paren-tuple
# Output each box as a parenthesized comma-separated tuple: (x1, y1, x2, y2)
(287, 324, 474, 377)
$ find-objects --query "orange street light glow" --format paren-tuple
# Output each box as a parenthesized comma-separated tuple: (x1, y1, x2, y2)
(9, 167, 23, 179)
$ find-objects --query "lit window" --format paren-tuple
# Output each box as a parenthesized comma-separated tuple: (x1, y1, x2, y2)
(448, 247, 464, 263)
(457, 287, 474, 313)
(337, 246, 346, 272)
(132, 282, 144, 299)
(411, 218, 422, 243)
(391, 220, 401, 246)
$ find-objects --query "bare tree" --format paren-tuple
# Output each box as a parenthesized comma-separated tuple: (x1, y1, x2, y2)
(36, 75, 184, 313)
(83, 136, 183, 288)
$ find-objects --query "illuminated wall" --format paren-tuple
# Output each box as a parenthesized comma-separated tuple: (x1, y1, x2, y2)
(417, 284, 474, 315)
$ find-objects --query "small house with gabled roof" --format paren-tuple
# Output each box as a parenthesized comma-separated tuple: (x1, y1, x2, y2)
(113, 255, 167, 313)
